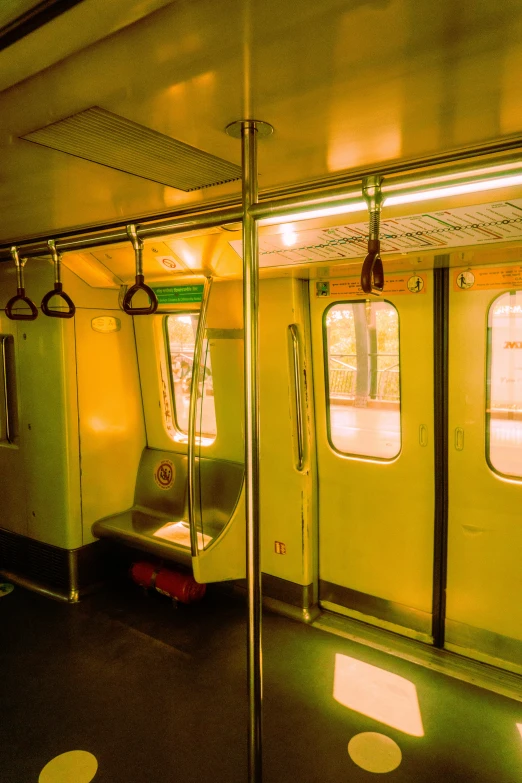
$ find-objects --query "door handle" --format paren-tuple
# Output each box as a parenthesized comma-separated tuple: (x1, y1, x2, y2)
(1, 336, 12, 444)
(455, 427, 464, 451)
(289, 324, 305, 471)
(419, 424, 428, 447)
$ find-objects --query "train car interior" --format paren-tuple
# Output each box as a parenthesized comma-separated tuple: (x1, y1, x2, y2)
(0, 1, 521, 782)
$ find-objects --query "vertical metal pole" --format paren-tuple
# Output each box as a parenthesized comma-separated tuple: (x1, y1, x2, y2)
(226, 115, 272, 783)
(242, 120, 262, 783)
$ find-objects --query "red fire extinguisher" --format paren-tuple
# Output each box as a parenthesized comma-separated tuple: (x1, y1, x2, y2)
(131, 561, 206, 604)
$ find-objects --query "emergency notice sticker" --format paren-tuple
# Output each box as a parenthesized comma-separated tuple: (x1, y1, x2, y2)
(454, 266, 522, 292)
(315, 273, 427, 298)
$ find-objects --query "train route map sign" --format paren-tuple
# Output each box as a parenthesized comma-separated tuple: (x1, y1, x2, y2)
(230, 200, 522, 267)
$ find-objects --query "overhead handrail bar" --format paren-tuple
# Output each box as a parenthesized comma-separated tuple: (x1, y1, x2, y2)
(361, 175, 385, 295)
(1, 336, 13, 444)
(122, 224, 158, 316)
(4, 137, 522, 261)
(289, 324, 305, 471)
(0, 205, 243, 261)
(187, 276, 213, 558)
(5, 246, 38, 321)
(41, 240, 76, 318)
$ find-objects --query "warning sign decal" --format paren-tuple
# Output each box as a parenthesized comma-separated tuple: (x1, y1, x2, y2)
(154, 460, 175, 491)
(315, 273, 427, 298)
(453, 266, 522, 292)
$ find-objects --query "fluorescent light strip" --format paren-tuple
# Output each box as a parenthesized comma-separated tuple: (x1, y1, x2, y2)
(384, 161, 522, 192)
(259, 169, 522, 226)
(386, 174, 522, 207)
(260, 199, 364, 225)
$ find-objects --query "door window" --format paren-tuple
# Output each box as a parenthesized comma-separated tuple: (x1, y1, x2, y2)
(487, 290, 522, 477)
(324, 300, 400, 459)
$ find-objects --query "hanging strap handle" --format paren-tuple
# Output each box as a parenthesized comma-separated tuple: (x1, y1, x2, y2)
(122, 224, 158, 316)
(5, 246, 38, 321)
(360, 239, 384, 294)
(361, 175, 385, 295)
(41, 240, 76, 319)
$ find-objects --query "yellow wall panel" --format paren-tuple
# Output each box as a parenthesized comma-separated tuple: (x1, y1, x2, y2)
(75, 309, 145, 543)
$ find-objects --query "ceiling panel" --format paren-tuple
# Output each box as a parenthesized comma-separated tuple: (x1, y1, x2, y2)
(1, 0, 522, 243)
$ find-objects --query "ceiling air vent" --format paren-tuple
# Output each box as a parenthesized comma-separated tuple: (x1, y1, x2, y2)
(22, 106, 241, 191)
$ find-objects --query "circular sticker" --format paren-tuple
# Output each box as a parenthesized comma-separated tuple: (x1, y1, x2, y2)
(154, 460, 175, 490)
(456, 270, 475, 289)
(407, 275, 424, 293)
(91, 316, 121, 334)
(0, 582, 14, 598)
(158, 256, 178, 271)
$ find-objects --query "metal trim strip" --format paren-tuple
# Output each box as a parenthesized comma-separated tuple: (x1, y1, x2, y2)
(445, 619, 522, 675)
(319, 579, 432, 635)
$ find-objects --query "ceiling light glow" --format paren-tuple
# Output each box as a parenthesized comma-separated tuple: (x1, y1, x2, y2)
(386, 174, 522, 207)
(281, 229, 298, 246)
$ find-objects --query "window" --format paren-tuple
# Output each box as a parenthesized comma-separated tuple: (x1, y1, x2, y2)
(165, 314, 216, 439)
(324, 300, 400, 459)
(487, 290, 522, 477)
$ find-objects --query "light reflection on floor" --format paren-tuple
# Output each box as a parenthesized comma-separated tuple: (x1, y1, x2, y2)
(348, 732, 403, 773)
(333, 653, 424, 737)
(39, 751, 98, 783)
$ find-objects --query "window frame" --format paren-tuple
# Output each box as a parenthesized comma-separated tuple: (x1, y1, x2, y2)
(485, 289, 522, 481)
(322, 298, 402, 462)
(164, 312, 216, 441)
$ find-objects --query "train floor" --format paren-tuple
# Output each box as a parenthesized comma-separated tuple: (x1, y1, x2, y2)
(0, 578, 521, 783)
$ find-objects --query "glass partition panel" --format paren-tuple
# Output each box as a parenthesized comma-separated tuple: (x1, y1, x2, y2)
(165, 313, 217, 439)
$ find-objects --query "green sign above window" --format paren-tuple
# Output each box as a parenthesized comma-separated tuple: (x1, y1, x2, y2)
(152, 284, 204, 304)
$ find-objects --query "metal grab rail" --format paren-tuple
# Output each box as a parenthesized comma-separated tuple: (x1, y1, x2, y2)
(289, 324, 304, 471)
(5, 246, 38, 321)
(41, 240, 76, 319)
(1, 336, 13, 444)
(187, 276, 213, 557)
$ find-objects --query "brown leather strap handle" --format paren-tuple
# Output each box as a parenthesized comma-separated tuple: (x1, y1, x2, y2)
(5, 247, 38, 320)
(122, 274, 159, 315)
(41, 282, 76, 319)
(123, 225, 159, 316)
(5, 287, 38, 320)
(42, 240, 76, 318)
(361, 240, 384, 295)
